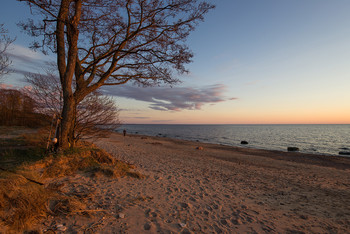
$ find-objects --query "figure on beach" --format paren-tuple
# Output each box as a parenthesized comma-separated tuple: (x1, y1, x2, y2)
(123, 129, 126, 137)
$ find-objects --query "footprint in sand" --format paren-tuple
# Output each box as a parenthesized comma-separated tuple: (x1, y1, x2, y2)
(144, 222, 152, 230)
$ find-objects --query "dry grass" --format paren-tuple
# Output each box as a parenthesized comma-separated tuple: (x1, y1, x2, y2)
(0, 127, 142, 232)
(0, 171, 87, 232)
(41, 145, 139, 178)
(0, 173, 53, 232)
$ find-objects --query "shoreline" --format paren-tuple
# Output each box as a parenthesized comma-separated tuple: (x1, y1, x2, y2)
(121, 131, 350, 169)
(117, 124, 350, 157)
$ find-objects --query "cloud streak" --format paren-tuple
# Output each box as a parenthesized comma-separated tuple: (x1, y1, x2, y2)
(6, 44, 54, 75)
(103, 84, 237, 111)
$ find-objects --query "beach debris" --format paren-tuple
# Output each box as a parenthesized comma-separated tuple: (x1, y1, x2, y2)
(149, 142, 162, 145)
(179, 222, 186, 228)
(196, 146, 203, 150)
(339, 151, 350, 155)
(118, 213, 126, 219)
(179, 202, 190, 209)
(56, 224, 67, 231)
(241, 141, 248, 145)
(287, 147, 299, 152)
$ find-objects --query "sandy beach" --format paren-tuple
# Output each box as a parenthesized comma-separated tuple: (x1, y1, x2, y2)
(35, 132, 350, 233)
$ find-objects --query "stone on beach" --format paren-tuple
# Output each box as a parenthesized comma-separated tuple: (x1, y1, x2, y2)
(179, 223, 186, 228)
(287, 147, 299, 152)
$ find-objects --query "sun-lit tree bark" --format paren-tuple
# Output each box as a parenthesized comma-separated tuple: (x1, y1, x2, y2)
(18, 0, 214, 148)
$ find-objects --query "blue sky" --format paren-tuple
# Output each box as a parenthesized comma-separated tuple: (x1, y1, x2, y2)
(1, 0, 350, 124)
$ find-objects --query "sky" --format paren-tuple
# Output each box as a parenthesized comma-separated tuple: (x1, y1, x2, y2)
(1, 0, 350, 124)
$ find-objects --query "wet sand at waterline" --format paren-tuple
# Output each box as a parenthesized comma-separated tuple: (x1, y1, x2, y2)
(79, 132, 350, 233)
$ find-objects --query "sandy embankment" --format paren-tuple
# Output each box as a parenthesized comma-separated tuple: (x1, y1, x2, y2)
(76, 132, 349, 233)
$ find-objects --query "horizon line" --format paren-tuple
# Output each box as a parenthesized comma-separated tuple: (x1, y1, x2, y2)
(121, 123, 350, 125)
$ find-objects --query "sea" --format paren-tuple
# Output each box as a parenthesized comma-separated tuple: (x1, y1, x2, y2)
(116, 124, 350, 156)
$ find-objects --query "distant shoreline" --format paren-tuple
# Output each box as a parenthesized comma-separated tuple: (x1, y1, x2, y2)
(116, 124, 350, 157)
(116, 132, 350, 170)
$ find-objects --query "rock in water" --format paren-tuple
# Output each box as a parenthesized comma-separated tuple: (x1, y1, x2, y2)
(287, 147, 299, 152)
(339, 151, 350, 155)
(241, 141, 248, 145)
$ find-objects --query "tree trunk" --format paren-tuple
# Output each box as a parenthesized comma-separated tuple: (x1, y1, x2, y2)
(60, 92, 76, 148)
(56, 0, 82, 149)
(70, 104, 78, 147)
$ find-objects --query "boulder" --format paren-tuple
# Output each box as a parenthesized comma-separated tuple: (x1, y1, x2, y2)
(287, 147, 299, 152)
(339, 151, 350, 156)
(241, 141, 248, 145)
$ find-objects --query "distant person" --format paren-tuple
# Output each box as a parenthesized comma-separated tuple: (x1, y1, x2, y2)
(123, 129, 126, 137)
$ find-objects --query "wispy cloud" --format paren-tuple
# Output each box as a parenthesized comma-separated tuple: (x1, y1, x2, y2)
(7, 44, 43, 63)
(6, 44, 53, 75)
(102, 84, 237, 111)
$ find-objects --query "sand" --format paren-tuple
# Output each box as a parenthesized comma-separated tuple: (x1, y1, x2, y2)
(39, 132, 350, 233)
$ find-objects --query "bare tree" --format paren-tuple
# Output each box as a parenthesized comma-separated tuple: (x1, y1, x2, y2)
(25, 65, 63, 116)
(75, 92, 121, 142)
(18, 0, 214, 148)
(0, 24, 15, 81)
(25, 69, 120, 143)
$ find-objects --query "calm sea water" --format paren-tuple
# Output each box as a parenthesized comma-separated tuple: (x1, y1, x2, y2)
(116, 124, 350, 156)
